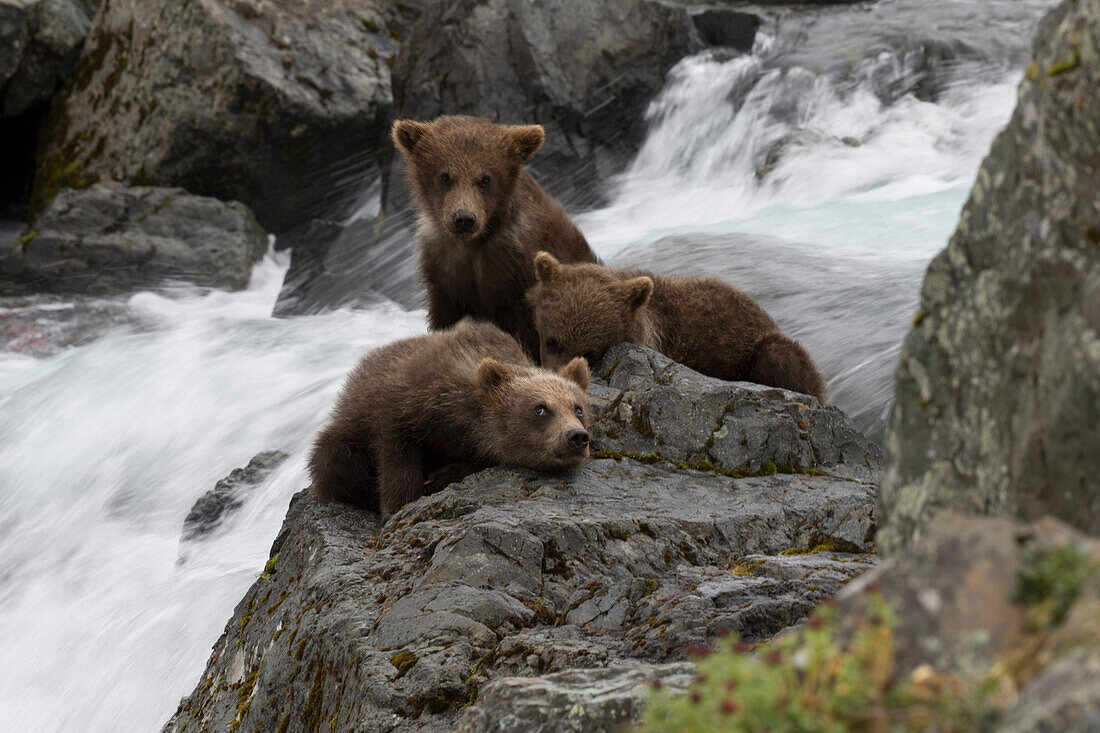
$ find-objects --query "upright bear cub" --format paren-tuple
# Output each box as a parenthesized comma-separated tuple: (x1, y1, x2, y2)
(392, 115, 598, 356)
(528, 253, 829, 403)
(308, 319, 592, 517)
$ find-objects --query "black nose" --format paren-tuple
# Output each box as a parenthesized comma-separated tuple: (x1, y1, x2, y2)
(452, 210, 476, 232)
(566, 430, 589, 450)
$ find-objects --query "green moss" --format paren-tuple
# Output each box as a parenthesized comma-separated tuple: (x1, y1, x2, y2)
(1046, 48, 1081, 76)
(759, 461, 778, 476)
(593, 449, 661, 464)
(11, 230, 36, 251)
(643, 578, 659, 595)
(912, 309, 928, 326)
(295, 638, 307, 661)
(230, 656, 265, 733)
(521, 597, 557, 627)
(632, 407, 655, 437)
(300, 662, 326, 731)
(275, 715, 290, 733)
(389, 650, 419, 679)
(730, 560, 764, 577)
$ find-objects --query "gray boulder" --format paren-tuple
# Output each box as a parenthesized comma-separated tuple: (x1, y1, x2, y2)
(31, 0, 425, 230)
(878, 0, 1100, 553)
(0, 0, 95, 117)
(391, 0, 703, 202)
(1, 182, 268, 294)
(162, 345, 879, 732)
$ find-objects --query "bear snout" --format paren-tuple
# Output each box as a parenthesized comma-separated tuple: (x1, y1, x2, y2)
(451, 210, 477, 233)
(565, 429, 589, 452)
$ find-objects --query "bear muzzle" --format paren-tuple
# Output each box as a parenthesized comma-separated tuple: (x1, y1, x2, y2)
(451, 210, 477, 234)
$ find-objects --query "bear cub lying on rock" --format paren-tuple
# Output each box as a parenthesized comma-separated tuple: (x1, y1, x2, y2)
(528, 252, 828, 403)
(392, 115, 598, 357)
(308, 319, 592, 517)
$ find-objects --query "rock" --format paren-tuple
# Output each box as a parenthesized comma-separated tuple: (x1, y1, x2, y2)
(391, 0, 702, 203)
(591, 343, 882, 479)
(755, 129, 859, 180)
(0, 0, 96, 117)
(32, 0, 426, 230)
(0, 182, 268, 294)
(690, 9, 760, 53)
(836, 513, 1100, 730)
(180, 450, 289, 547)
(878, 0, 1100, 553)
(454, 663, 694, 733)
(162, 346, 879, 732)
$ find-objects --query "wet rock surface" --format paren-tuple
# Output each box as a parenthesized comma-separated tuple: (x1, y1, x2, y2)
(180, 451, 289, 547)
(879, 0, 1100, 552)
(163, 345, 879, 732)
(0, 182, 268, 294)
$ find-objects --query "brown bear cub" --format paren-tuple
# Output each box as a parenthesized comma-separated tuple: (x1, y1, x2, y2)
(392, 115, 598, 357)
(308, 319, 592, 518)
(528, 253, 829, 403)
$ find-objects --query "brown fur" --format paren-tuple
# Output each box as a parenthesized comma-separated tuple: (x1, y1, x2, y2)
(308, 319, 592, 517)
(527, 253, 829, 402)
(392, 115, 599, 356)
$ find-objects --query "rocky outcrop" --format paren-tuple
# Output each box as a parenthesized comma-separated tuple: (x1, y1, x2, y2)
(181, 451, 289, 546)
(878, 0, 1100, 553)
(32, 0, 425, 230)
(0, 0, 95, 117)
(163, 345, 879, 732)
(1, 182, 268, 294)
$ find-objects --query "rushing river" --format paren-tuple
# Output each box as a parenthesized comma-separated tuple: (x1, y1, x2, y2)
(0, 1, 1055, 729)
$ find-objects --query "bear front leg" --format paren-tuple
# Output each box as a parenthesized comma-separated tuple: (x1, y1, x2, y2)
(426, 287, 465, 332)
(376, 437, 427, 518)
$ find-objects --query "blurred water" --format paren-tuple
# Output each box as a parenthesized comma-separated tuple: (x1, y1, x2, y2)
(0, 0, 1055, 729)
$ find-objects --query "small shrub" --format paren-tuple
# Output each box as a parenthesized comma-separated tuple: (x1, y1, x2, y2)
(640, 593, 986, 732)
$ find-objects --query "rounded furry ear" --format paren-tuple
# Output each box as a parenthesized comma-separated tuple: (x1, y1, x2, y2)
(476, 358, 513, 394)
(559, 357, 591, 391)
(507, 125, 545, 163)
(393, 120, 430, 155)
(620, 276, 654, 312)
(534, 251, 560, 283)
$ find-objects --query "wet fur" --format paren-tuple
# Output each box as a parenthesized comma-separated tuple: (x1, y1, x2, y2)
(392, 115, 598, 356)
(528, 254, 829, 402)
(308, 319, 592, 517)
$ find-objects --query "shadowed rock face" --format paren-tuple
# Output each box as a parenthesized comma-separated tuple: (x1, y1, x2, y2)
(163, 344, 879, 732)
(0, 182, 268, 294)
(0, 0, 96, 118)
(879, 0, 1100, 553)
(31, 0, 424, 231)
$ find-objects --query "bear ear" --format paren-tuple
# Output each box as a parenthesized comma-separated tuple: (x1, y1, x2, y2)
(392, 120, 430, 155)
(620, 276, 654, 312)
(559, 357, 591, 391)
(476, 358, 513, 395)
(534, 251, 560, 283)
(506, 125, 545, 164)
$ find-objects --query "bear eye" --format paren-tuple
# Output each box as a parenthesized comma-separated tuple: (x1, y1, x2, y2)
(534, 404, 548, 417)
(440, 172, 452, 184)
(574, 406, 584, 418)
(545, 337, 559, 353)
(478, 175, 491, 188)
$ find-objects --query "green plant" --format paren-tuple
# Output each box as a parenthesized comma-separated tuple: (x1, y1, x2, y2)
(1015, 544, 1098, 629)
(640, 593, 985, 732)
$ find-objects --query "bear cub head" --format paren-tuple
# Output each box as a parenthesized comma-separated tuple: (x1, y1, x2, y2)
(392, 115, 545, 242)
(527, 252, 654, 370)
(476, 355, 592, 471)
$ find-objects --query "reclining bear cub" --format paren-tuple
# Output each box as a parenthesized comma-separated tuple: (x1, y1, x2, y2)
(527, 252, 828, 403)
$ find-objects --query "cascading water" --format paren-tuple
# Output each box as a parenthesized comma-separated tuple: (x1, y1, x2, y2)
(0, 1, 1055, 729)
